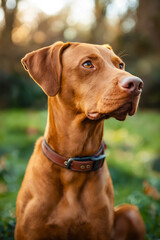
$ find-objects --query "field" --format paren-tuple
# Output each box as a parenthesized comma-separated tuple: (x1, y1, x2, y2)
(0, 109, 160, 239)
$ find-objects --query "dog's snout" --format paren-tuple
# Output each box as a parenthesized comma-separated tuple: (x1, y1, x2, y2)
(119, 77, 143, 94)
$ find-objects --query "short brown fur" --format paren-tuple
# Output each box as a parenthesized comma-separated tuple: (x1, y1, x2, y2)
(15, 42, 145, 240)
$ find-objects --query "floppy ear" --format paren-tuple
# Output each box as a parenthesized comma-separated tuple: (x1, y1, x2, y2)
(21, 41, 70, 96)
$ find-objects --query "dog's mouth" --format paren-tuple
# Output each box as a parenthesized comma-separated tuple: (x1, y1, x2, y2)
(87, 102, 137, 121)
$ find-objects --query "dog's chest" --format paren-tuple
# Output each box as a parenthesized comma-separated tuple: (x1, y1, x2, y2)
(43, 166, 114, 238)
(46, 187, 113, 239)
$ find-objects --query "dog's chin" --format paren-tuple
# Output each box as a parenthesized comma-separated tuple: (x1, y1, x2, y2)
(87, 102, 138, 121)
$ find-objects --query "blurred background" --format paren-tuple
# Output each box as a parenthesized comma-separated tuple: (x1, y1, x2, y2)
(0, 0, 160, 239)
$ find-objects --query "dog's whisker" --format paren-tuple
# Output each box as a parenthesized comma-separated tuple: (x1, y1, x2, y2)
(118, 50, 128, 59)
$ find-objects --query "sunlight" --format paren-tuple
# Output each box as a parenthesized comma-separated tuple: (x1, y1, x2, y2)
(0, 0, 139, 27)
(107, 0, 138, 19)
(12, 24, 31, 45)
(69, 0, 95, 25)
(17, 0, 94, 26)
(0, 8, 4, 23)
(0, 8, 5, 29)
(17, 1, 40, 25)
(17, 0, 138, 27)
(27, 0, 70, 16)
(6, 0, 16, 10)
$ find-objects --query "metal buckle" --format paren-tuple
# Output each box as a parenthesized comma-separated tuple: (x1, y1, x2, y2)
(65, 154, 106, 170)
(65, 158, 74, 169)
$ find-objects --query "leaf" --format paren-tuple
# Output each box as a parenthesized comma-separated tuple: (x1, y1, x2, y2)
(143, 180, 160, 200)
(0, 154, 6, 170)
(26, 127, 39, 135)
(0, 183, 8, 193)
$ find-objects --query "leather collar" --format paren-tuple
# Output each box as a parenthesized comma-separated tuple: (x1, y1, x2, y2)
(41, 138, 106, 172)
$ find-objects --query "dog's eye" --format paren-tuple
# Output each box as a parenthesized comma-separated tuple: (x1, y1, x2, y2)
(119, 63, 124, 69)
(82, 61, 94, 69)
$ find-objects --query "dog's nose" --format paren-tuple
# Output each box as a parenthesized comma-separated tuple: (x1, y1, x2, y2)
(119, 77, 143, 94)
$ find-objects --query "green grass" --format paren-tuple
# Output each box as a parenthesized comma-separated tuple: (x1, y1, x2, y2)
(0, 109, 160, 239)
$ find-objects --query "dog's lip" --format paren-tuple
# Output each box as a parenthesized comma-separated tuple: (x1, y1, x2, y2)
(87, 102, 135, 121)
(87, 112, 100, 119)
(87, 112, 110, 120)
(128, 102, 136, 116)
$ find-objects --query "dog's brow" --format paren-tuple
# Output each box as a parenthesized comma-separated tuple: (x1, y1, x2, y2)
(86, 54, 99, 60)
(113, 56, 124, 63)
(79, 54, 100, 65)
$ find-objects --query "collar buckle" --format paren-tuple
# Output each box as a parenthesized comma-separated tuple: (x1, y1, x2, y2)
(65, 154, 106, 170)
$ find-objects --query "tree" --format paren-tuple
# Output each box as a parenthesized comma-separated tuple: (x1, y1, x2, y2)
(136, 0, 160, 53)
(90, 0, 111, 44)
(0, 0, 19, 72)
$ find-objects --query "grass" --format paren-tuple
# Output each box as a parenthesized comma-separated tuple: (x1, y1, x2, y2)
(0, 109, 160, 239)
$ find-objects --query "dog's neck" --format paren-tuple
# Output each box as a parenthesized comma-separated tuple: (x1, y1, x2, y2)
(44, 97, 104, 157)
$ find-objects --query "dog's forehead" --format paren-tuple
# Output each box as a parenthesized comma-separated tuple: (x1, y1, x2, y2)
(63, 43, 116, 62)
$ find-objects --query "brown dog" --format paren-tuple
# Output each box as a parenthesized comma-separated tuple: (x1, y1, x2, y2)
(15, 42, 145, 240)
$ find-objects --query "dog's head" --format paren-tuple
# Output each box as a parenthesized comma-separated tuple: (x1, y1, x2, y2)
(22, 41, 143, 121)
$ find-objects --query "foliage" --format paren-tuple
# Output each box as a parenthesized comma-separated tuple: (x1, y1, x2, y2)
(0, 71, 47, 109)
(0, 109, 160, 239)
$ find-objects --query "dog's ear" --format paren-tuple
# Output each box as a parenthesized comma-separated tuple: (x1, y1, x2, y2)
(103, 44, 113, 51)
(21, 41, 70, 96)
